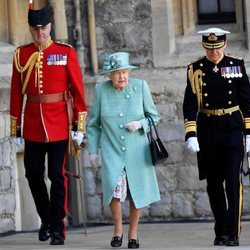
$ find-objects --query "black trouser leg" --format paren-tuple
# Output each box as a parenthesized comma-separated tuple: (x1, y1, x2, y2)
(205, 148, 243, 238)
(24, 140, 68, 238)
(24, 141, 51, 224)
(206, 169, 228, 237)
(47, 140, 68, 239)
(225, 150, 243, 237)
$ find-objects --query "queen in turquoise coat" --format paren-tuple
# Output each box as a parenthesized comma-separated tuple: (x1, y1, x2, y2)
(87, 52, 160, 247)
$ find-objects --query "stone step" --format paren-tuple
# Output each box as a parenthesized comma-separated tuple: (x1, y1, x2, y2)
(0, 41, 15, 53)
(0, 63, 12, 78)
(0, 42, 13, 140)
(0, 41, 15, 79)
(173, 40, 250, 77)
(173, 23, 250, 69)
(0, 76, 11, 88)
(176, 37, 247, 58)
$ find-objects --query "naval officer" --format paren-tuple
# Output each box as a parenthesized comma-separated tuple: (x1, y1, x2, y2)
(183, 27, 250, 246)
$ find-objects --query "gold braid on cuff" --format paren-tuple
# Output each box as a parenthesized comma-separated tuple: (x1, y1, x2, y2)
(77, 112, 87, 133)
(184, 120, 197, 134)
(245, 118, 250, 129)
(10, 116, 17, 136)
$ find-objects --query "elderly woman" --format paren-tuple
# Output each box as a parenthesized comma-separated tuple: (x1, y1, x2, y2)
(87, 52, 160, 249)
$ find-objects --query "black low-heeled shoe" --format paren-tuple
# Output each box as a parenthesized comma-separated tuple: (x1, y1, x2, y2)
(110, 234, 123, 247)
(214, 235, 228, 246)
(38, 223, 51, 241)
(50, 232, 64, 245)
(128, 238, 139, 249)
(227, 236, 239, 246)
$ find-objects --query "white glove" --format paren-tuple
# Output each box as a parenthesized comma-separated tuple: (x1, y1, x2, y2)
(186, 137, 200, 152)
(89, 154, 100, 168)
(71, 131, 84, 146)
(124, 121, 142, 132)
(11, 137, 23, 146)
(246, 135, 250, 154)
(16, 137, 23, 145)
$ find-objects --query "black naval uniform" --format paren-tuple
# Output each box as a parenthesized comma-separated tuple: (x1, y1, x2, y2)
(183, 54, 250, 239)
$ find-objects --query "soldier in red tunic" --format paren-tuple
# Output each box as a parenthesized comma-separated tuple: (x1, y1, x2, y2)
(9, 6, 87, 245)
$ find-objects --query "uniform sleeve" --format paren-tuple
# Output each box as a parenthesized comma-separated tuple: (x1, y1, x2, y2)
(67, 47, 87, 132)
(9, 50, 24, 137)
(140, 80, 160, 134)
(237, 59, 250, 134)
(183, 64, 198, 140)
(87, 83, 101, 154)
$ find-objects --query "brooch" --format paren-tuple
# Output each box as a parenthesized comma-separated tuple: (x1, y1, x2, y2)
(212, 65, 219, 73)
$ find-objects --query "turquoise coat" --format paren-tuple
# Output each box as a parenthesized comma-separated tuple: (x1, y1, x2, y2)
(87, 78, 160, 208)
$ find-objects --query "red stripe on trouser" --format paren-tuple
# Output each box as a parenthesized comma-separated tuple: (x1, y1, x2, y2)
(62, 153, 68, 239)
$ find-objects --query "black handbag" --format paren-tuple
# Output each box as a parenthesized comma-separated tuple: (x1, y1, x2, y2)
(147, 115, 169, 165)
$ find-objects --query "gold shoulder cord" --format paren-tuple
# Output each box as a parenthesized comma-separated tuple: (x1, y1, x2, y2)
(188, 64, 195, 93)
(188, 65, 203, 110)
(14, 48, 40, 94)
(225, 53, 242, 60)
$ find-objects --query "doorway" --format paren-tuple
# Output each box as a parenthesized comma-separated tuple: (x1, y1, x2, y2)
(197, 0, 236, 24)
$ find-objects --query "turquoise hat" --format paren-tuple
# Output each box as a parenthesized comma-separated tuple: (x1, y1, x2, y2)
(99, 52, 139, 75)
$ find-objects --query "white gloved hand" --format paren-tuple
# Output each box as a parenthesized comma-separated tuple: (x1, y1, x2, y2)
(11, 137, 23, 146)
(246, 135, 250, 154)
(16, 137, 23, 145)
(186, 137, 200, 152)
(71, 131, 84, 146)
(89, 154, 100, 168)
(124, 121, 142, 132)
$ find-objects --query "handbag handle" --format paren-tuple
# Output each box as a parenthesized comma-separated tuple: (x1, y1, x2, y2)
(146, 115, 160, 139)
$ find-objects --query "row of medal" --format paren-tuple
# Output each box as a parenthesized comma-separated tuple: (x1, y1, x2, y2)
(220, 66, 243, 78)
(46, 54, 67, 65)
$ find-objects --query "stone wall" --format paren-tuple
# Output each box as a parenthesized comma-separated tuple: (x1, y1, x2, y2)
(0, 138, 16, 233)
(65, 0, 153, 69)
(0, 42, 17, 233)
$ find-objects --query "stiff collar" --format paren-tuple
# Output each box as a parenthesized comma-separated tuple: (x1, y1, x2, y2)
(34, 37, 53, 51)
(206, 53, 224, 65)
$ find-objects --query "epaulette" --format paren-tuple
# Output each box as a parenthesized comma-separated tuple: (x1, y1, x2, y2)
(188, 56, 204, 66)
(16, 43, 33, 50)
(225, 53, 243, 60)
(54, 41, 72, 47)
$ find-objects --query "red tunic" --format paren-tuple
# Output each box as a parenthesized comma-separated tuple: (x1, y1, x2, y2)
(10, 41, 87, 142)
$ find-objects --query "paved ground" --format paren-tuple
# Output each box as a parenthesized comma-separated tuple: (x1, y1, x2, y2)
(1, 221, 250, 250)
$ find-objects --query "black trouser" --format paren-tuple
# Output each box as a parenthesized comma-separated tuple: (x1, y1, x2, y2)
(197, 114, 244, 238)
(205, 148, 243, 238)
(24, 140, 68, 238)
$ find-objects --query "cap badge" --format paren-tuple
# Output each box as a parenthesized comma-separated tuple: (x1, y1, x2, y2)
(208, 34, 218, 41)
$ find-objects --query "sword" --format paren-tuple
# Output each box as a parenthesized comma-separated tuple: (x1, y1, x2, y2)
(66, 140, 88, 236)
(242, 153, 250, 181)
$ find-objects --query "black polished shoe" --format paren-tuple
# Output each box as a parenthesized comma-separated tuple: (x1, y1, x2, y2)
(38, 223, 51, 241)
(227, 236, 239, 246)
(213, 235, 228, 246)
(50, 232, 64, 245)
(110, 234, 123, 247)
(128, 238, 139, 249)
